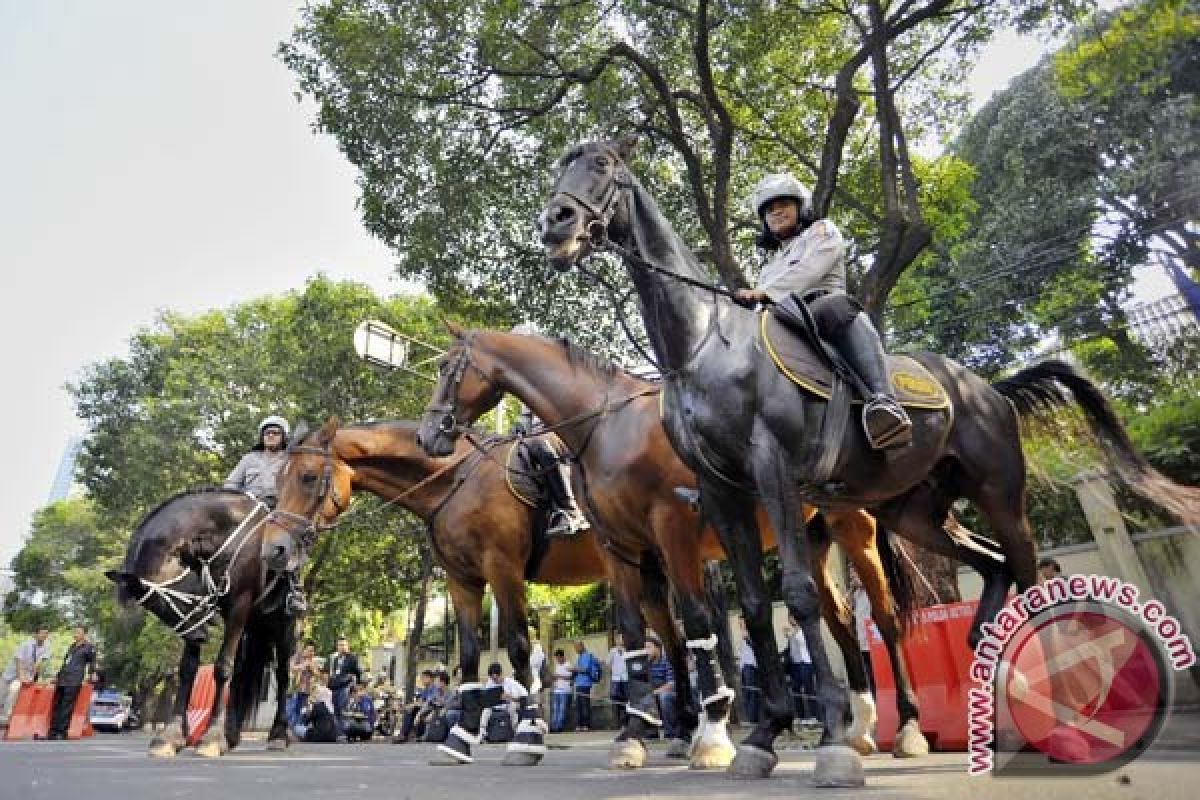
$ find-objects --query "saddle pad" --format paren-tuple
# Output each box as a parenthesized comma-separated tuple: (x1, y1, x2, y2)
(505, 441, 543, 508)
(759, 311, 950, 410)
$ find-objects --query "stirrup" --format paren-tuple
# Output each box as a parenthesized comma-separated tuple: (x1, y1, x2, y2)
(862, 396, 912, 450)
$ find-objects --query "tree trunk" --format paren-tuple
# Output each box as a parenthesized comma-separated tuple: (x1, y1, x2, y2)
(402, 543, 434, 704)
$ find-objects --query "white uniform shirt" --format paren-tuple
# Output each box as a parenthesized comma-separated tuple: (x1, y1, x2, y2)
(756, 219, 847, 303)
(2, 639, 51, 682)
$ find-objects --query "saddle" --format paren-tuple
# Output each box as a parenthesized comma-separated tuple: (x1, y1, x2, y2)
(760, 299, 949, 411)
(758, 298, 949, 485)
(505, 437, 564, 580)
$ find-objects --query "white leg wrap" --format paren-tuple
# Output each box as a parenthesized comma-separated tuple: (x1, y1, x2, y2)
(702, 687, 736, 707)
(686, 634, 719, 651)
(626, 706, 662, 726)
(449, 725, 483, 746)
(517, 719, 548, 736)
(457, 682, 483, 693)
(623, 648, 650, 660)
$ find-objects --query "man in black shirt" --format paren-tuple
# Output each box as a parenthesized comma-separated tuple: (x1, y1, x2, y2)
(329, 637, 363, 738)
(48, 626, 96, 740)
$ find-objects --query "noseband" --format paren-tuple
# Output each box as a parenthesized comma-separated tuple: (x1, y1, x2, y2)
(553, 156, 631, 250)
(423, 333, 491, 437)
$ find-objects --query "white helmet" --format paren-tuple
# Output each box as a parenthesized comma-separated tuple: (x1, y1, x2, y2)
(749, 173, 812, 219)
(258, 415, 291, 437)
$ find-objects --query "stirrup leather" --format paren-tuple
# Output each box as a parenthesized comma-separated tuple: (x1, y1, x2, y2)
(862, 396, 912, 450)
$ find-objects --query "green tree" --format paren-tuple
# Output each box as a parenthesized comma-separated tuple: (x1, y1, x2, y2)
(894, 0, 1199, 387)
(280, 0, 1086, 344)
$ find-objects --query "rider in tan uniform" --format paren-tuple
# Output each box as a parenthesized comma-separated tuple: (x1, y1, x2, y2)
(734, 173, 912, 450)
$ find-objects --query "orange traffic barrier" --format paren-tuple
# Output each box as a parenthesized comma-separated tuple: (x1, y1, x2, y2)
(5, 682, 96, 741)
(185, 666, 228, 746)
(68, 684, 95, 739)
(5, 682, 54, 740)
(868, 599, 980, 752)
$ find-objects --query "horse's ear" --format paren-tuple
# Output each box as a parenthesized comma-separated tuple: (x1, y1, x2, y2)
(104, 570, 122, 584)
(443, 318, 464, 338)
(615, 134, 639, 162)
(290, 420, 310, 447)
(318, 416, 340, 446)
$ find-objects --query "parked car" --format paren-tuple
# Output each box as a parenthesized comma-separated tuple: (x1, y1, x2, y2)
(89, 689, 134, 732)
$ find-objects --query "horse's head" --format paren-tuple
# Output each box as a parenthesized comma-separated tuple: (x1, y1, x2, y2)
(263, 417, 351, 571)
(539, 135, 639, 271)
(416, 323, 505, 457)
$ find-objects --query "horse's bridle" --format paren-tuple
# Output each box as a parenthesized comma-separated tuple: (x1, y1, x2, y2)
(266, 444, 349, 554)
(551, 151, 631, 252)
(423, 333, 491, 438)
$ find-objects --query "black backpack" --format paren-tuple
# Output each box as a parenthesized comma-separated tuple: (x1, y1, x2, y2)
(423, 710, 450, 743)
(485, 710, 515, 743)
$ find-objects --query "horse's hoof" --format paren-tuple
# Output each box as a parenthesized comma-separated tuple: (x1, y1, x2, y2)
(893, 720, 929, 759)
(266, 737, 288, 752)
(666, 738, 690, 759)
(727, 745, 778, 779)
(147, 738, 178, 759)
(501, 749, 544, 767)
(195, 740, 226, 759)
(609, 739, 647, 770)
(689, 727, 736, 770)
(848, 732, 878, 756)
(846, 691, 877, 748)
(812, 745, 865, 788)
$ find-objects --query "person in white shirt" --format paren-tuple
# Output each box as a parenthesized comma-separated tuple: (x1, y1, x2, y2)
(782, 617, 818, 724)
(529, 635, 547, 695)
(737, 619, 760, 725)
(1, 626, 52, 722)
(606, 632, 629, 727)
(549, 649, 573, 733)
(850, 576, 876, 697)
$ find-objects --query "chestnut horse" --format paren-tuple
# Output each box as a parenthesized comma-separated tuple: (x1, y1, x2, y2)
(265, 420, 605, 766)
(536, 136, 1200, 784)
(415, 327, 929, 769)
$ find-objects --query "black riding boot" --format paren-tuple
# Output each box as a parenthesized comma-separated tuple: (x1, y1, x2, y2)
(544, 459, 590, 536)
(835, 314, 912, 450)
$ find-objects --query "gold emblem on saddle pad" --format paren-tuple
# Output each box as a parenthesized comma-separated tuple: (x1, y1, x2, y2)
(892, 371, 939, 397)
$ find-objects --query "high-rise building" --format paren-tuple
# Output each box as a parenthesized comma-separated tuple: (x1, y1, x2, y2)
(48, 435, 84, 503)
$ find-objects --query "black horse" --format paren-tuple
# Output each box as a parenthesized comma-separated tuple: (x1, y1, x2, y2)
(106, 488, 293, 757)
(537, 136, 1200, 785)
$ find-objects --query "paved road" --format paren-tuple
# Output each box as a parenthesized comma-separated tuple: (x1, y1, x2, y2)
(2, 730, 1197, 800)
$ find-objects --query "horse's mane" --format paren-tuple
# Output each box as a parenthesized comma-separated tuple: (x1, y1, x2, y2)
(135, 486, 250, 530)
(556, 337, 636, 383)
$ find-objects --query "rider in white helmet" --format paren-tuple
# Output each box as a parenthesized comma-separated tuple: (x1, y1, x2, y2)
(225, 415, 307, 613)
(734, 173, 912, 450)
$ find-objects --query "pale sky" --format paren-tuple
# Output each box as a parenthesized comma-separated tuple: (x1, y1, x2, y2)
(0, 1, 1170, 569)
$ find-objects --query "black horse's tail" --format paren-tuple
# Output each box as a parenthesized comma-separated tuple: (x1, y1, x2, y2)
(876, 525, 922, 635)
(994, 359, 1200, 525)
(228, 619, 273, 735)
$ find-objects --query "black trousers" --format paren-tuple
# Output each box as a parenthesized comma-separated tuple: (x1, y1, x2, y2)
(50, 685, 82, 738)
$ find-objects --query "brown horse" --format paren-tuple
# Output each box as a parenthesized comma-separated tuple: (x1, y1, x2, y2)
(415, 326, 931, 768)
(265, 420, 605, 766)
(536, 136, 1200, 784)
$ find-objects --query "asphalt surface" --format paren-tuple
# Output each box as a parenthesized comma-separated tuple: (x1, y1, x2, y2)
(2, 727, 1197, 800)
